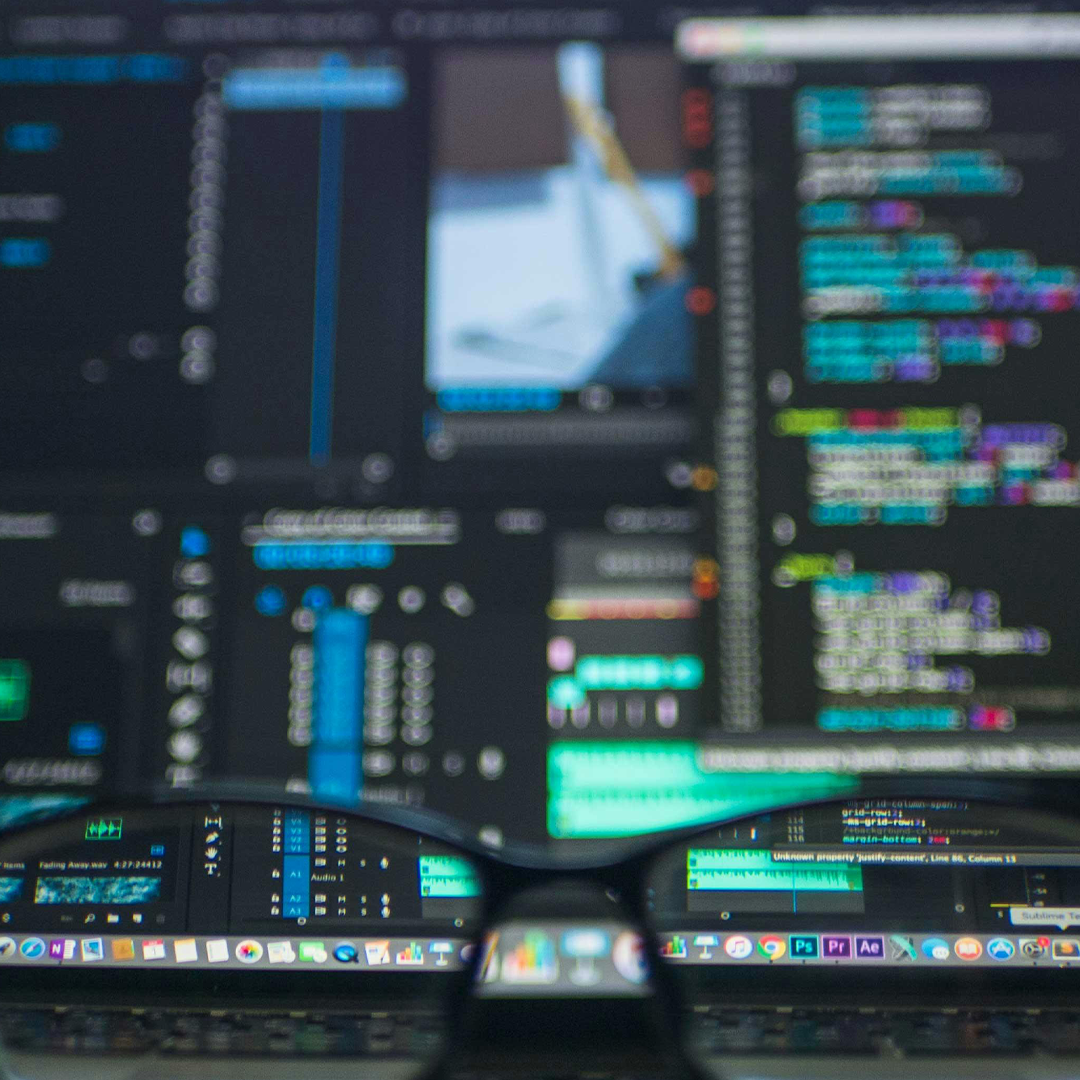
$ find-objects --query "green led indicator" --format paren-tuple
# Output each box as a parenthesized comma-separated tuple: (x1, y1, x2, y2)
(85, 818, 123, 841)
(547, 675, 585, 710)
(0, 660, 30, 722)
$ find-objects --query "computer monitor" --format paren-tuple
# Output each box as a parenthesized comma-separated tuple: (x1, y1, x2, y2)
(1, 0, 1077, 850)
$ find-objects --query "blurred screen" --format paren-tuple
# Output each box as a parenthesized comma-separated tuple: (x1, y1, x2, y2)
(1, 1, 1079, 850)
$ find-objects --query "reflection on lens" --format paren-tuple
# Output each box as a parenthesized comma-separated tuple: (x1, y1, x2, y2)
(0, 802, 484, 1077)
(646, 796, 1080, 1067)
(473, 919, 650, 998)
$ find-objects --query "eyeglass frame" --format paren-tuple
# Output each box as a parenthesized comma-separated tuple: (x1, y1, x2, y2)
(0, 772, 1074, 1079)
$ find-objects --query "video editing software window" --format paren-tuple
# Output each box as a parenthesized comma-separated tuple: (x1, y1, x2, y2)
(0, 0, 730, 849)
(1, 2, 1079, 850)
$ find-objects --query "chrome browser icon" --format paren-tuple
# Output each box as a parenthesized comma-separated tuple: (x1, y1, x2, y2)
(756, 935, 786, 961)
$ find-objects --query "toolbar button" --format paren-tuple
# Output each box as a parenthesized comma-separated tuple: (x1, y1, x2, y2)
(789, 935, 819, 959)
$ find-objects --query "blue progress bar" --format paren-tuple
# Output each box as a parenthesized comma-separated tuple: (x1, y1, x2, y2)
(310, 609, 366, 804)
(309, 64, 346, 465)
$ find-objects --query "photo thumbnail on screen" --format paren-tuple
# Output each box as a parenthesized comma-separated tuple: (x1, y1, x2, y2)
(426, 44, 696, 394)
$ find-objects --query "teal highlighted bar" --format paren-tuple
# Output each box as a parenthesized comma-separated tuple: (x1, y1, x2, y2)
(418, 855, 482, 898)
(687, 849, 863, 892)
(547, 743, 858, 839)
(548, 655, 702, 706)
(816, 574, 876, 594)
(576, 654, 702, 690)
(818, 707, 963, 732)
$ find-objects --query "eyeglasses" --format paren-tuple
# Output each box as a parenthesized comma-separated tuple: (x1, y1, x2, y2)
(1, 774, 1079, 1079)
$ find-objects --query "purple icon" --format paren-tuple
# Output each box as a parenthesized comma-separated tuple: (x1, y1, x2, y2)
(48, 940, 64, 960)
(854, 936, 884, 959)
(822, 936, 851, 959)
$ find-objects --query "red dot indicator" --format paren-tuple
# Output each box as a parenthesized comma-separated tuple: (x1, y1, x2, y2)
(692, 577, 720, 601)
(686, 287, 716, 316)
(685, 169, 715, 197)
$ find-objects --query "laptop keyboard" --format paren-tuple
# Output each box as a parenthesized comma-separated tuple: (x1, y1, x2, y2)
(2, 1005, 1080, 1059)
(686, 1006, 1080, 1057)
(0, 1006, 445, 1057)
